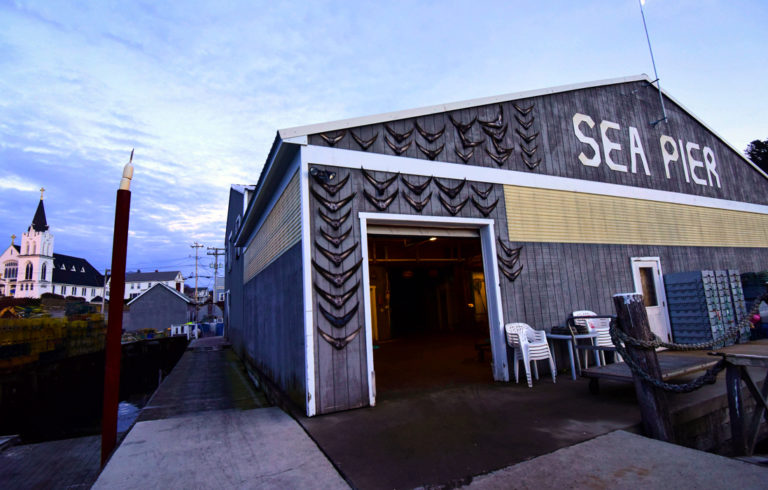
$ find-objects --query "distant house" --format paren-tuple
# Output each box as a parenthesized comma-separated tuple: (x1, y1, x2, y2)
(183, 285, 210, 304)
(125, 283, 193, 332)
(107, 270, 184, 300)
(0, 192, 104, 301)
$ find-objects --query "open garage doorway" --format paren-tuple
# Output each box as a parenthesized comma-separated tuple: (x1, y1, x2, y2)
(366, 228, 494, 397)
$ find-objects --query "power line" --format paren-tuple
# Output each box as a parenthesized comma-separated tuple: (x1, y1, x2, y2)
(207, 246, 225, 281)
(190, 242, 204, 321)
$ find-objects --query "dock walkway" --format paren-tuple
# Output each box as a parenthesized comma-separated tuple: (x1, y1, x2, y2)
(91, 336, 768, 489)
(93, 337, 348, 489)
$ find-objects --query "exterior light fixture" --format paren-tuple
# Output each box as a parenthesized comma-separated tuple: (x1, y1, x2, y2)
(309, 166, 337, 183)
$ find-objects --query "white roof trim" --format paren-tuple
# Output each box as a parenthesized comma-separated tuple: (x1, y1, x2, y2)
(127, 282, 192, 306)
(277, 73, 766, 180)
(278, 74, 650, 139)
(656, 87, 768, 179)
(230, 184, 256, 194)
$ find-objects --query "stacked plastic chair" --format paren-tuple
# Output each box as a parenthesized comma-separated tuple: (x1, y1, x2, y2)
(505, 323, 556, 388)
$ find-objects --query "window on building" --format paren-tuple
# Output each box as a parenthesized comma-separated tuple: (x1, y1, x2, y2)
(25, 262, 33, 280)
(4, 261, 17, 280)
(62, 286, 67, 295)
(41, 263, 47, 281)
(81, 287, 86, 296)
(32, 243, 36, 255)
(52, 285, 56, 294)
(91, 288, 95, 296)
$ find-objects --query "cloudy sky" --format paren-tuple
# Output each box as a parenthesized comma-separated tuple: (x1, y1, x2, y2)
(1, 0, 766, 290)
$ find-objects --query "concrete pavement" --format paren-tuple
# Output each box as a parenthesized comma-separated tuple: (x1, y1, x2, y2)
(469, 430, 768, 489)
(94, 407, 348, 489)
(94, 336, 768, 489)
(94, 337, 348, 489)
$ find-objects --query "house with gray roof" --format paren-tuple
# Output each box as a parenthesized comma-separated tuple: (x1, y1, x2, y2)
(107, 270, 184, 300)
(125, 283, 193, 332)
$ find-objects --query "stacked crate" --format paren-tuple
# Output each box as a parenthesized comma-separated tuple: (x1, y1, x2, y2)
(664, 271, 731, 348)
(726, 269, 750, 343)
(714, 270, 736, 346)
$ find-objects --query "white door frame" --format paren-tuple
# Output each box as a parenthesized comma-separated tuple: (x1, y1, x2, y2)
(359, 212, 509, 407)
(630, 256, 672, 342)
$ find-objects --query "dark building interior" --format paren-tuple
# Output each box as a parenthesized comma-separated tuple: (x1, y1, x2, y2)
(367, 234, 494, 396)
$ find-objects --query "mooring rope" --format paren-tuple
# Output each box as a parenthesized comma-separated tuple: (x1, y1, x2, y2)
(606, 293, 768, 393)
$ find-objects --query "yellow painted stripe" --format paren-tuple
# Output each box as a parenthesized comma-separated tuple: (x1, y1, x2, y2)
(504, 185, 768, 248)
(245, 172, 301, 282)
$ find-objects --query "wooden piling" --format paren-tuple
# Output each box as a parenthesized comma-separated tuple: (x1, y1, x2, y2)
(613, 293, 674, 442)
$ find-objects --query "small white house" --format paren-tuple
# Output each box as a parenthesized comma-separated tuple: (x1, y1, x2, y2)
(107, 270, 184, 300)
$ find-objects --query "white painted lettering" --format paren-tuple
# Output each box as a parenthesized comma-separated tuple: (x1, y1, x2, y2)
(628, 126, 651, 175)
(686, 142, 707, 186)
(677, 139, 691, 183)
(573, 113, 601, 167)
(703, 147, 721, 188)
(660, 135, 679, 179)
(600, 120, 626, 172)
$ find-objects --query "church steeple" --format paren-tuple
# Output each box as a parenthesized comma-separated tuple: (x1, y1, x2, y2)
(30, 188, 49, 232)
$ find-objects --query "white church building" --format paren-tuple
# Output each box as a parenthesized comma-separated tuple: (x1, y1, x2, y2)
(0, 191, 105, 301)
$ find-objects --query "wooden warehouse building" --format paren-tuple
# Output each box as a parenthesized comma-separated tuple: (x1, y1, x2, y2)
(225, 74, 768, 416)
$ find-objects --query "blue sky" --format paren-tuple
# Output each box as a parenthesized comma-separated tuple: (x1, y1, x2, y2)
(1, 1, 766, 289)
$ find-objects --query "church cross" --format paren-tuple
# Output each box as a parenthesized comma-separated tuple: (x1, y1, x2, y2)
(40, 187, 45, 200)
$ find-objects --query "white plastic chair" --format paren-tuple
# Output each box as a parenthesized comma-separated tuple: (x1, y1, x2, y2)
(571, 310, 621, 367)
(505, 323, 556, 388)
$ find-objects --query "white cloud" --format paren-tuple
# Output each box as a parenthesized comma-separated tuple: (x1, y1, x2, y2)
(0, 174, 39, 192)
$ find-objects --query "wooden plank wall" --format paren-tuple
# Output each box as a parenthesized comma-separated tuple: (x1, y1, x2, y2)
(500, 241, 768, 329)
(308, 80, 768, 206)
(309, 166, 768, 414)
(308, 164, 507, 414)
(301, 79, 768, 413)
(241, 242, 306, 407)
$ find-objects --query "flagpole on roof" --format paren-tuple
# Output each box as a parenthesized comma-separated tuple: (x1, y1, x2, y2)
(639, 0, 667, 126)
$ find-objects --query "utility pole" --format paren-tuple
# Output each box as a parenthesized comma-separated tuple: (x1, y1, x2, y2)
(191, 242, 203, 321)
(207, 246, 225, 298)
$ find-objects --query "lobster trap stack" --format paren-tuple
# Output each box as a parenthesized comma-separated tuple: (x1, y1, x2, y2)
(663, 270, 749, 348)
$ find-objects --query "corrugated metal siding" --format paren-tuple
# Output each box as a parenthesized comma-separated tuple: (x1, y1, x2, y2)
(504, 185, 768, 248)
(244, 172, 301, 282)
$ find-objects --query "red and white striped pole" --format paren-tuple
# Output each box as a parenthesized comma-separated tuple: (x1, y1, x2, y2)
(101, 149, 134, 466)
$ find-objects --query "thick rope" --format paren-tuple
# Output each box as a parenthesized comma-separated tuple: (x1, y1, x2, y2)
(607, 292, 768, 393)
